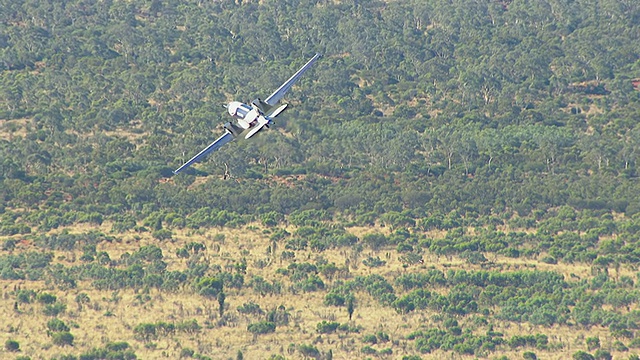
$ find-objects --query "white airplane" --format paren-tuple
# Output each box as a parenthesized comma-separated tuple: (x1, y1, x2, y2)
(173, 53, 321, 174)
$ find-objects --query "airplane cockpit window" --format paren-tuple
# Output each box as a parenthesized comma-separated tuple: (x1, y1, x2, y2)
(228, 102, 252, 119)
(237, 104, 252, 118)
(238, 104, 251, 117)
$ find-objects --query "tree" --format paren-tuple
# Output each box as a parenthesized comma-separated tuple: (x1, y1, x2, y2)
(133, 323, 157, 342)
(362, 233, 388, 251)
(347, 297, 355, 321)
(218, 292, 226, 317)
(195, 277, 223, 298)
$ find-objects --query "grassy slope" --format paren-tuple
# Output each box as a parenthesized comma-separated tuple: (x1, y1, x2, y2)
(0, 223, 634, 359)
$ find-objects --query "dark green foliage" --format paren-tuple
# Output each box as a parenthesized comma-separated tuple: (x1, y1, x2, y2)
(298, 344, 320, 358)
(133, 323, 157, 342)
(175, 320, 201, 334)
(298, 274, 325, 292)
(237, 302, 263, 315)
(353, 274, 396, 306)
(261, 211, 284, 227)
(16, 289, 36, 303)
(347, 297, 355, 321)
(2, 239, 16, 251)
(612, 341, 628, 352)
(247, 321, 276, 335)
(361, 345, 377, 355)
(5, 339, 19, 352)
(593, 349, 612, 360)
(266, 306, 290, 327)
(52, 331, 74, 346)
(324, 292, 347, 307)
(0, 252, 53, 280)
(60, 342, 138, 360)
(362, 256, 386, 268)
(43, 302, 67, 317)
(316, 321, 340, 334)
(362, 334, 377, 344)
(36, 292, 57, 304)
(408, 326, 504, 356)
(586, 337, 600, 351)
(194, 277, 222, 298)
(47, 318, 70, 332)
(362, 233, 389, 251)
(337, 323, 363, 333)
(249, 276, 282, 296)
(181, 348, 195, 358)
(217, 292, 226, 317)
(152, 229, 172, 241)
(134, 320, 199, 342)
(573, 351, 595, 360)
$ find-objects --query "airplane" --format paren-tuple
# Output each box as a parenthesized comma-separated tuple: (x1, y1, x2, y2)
(173, 53, 321, 174)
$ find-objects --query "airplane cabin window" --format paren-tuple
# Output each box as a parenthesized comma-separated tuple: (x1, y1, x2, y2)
(235, 104, 251, 119)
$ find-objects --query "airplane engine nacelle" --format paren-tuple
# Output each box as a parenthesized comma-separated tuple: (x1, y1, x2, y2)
(245, 116, 271, 139)
(223, 122, 241, 137)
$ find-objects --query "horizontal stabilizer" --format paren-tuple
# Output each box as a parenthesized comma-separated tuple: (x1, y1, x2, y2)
(173, 131, 235, 174)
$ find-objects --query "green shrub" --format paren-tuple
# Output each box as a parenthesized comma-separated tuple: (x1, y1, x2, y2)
(52, 331, 74, 346)
(5, 339, 19, 352)
(316, 321, 340, 334)
(247, 321, 276, 335)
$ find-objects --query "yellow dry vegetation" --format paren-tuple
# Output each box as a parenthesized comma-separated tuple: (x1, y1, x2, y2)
(0, 118, 30, 140)
(0, 223, 634, 359)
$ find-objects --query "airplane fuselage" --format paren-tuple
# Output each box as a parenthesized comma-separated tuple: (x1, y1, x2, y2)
(173, 54, 319, 174)
(226, 101, 260, 130)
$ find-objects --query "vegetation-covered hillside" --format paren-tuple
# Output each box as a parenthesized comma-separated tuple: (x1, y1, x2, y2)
(2, 0, 640, 359)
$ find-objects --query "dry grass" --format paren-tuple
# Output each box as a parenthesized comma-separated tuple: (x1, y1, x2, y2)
(0, 223, 635, 360)
(0, 118, 30, 140)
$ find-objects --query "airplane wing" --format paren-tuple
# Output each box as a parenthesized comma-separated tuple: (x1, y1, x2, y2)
(264, 53, 321, 107)
(173, 131, 235, 174)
